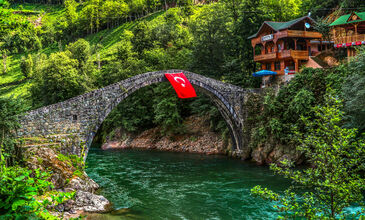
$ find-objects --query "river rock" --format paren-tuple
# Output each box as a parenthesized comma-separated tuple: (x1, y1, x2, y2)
(66, 176, 99, 193)
(75, 191, 111, 213)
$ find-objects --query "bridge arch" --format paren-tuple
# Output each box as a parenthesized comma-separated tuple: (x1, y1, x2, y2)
(18, 70, 251, 158)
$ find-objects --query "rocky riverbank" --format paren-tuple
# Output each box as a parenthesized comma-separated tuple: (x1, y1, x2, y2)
(102, 115, 227, 155)
(24, 147, 111, 219)
(101, 115, 304, 165)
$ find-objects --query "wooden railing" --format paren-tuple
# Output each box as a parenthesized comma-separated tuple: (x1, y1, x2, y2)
(254, 50, 309, 62)
(286, 30, 322, 38)
(278, 50, 309, 60)
(332, 34, 365, 45)
(254, 53, 276, 61)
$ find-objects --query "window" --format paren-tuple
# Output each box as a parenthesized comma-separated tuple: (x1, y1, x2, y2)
(275, 62, 281, 70)
(266, 63, 271, 70)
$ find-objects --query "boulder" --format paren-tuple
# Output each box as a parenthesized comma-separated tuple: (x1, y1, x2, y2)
(66, 176, 99, 193)
(75, 191, 111, 213)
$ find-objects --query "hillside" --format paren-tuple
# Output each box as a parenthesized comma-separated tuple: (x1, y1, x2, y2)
(0, 3, 169, 101)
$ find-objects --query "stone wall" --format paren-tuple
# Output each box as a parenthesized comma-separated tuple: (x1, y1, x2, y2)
(18, 70, 260, 157)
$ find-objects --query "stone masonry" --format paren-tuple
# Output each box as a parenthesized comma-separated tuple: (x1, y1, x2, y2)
(18, 70, 260, 158)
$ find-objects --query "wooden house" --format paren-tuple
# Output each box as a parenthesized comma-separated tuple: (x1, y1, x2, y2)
(248, 16, 327, 76)
(330, 11, 365, 59)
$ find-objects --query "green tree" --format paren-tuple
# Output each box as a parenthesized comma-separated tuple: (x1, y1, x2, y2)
(20, 54, 33, 78)
(0, 97, 25, 167)
(66, 38, 91, 67)
(251, 95, 365, 219)
(101, 0, 129, 28)
(64, 0, 78, 25)
(31, 52, 92, 106)
(190, 3, 233, 79)
(342, 47, 365, 133)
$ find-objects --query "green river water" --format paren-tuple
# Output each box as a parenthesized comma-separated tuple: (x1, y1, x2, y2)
(86, 148, 291, 219)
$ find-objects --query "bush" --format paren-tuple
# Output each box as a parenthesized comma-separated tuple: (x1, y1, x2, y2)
(0, 161, 73, 219)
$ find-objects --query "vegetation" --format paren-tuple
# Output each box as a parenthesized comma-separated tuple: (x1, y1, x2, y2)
(251, 95, 365, 219)
(0, 163, 73, 219)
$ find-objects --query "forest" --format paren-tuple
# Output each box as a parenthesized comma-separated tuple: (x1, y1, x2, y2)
(0, 0, 365, 218)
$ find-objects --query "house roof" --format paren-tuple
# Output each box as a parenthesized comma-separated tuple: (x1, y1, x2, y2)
(330, 11, 365, 26)
(248, 16, 314, 39)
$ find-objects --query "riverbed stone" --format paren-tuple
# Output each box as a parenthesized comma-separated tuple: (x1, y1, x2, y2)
(75, 191, 111, 213)
(66, 176, 99, 193)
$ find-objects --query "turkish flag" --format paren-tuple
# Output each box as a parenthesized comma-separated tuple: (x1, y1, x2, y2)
(165, 72, 197, 99)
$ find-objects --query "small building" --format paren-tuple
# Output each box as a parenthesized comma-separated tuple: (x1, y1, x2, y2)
(248, 16, 329, 87)
(330, 12, 365, 59)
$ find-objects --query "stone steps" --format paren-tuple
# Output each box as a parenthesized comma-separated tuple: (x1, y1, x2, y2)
(24, 143, 61, 148)
(19, 133, 80, 148)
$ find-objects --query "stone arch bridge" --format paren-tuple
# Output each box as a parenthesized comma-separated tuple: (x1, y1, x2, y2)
(18, 70, 259, 158)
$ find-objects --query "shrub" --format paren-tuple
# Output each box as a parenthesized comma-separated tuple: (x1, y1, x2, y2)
(0, 159, 74, 219)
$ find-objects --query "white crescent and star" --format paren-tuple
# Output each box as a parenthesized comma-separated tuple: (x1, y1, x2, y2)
(173, 76, 186, 87)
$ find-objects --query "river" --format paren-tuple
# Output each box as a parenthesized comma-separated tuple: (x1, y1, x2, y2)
(85, 148, 292, 219)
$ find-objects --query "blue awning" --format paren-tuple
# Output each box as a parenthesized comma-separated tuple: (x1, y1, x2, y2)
(252, 70, 277, 77)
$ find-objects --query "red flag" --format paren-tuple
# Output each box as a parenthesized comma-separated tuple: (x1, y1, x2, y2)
(165, 72, 197, 99)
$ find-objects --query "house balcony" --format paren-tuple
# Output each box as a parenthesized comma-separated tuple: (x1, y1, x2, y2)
(278, 50, 309, 60)
(276, 30, 323, 39)
(251, 30, 323, 46)
(332, 34, 365, 45)
(253, 52, 277, 62)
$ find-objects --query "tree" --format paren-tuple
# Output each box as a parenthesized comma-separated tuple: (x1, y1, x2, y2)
(30, 52, 93, 106)
(20, 54, 33, 78)
(101, 0, 129, 28)
(342, 47, 365, 133)
(190, 3, 233, 79)
(314, 17, 332, 42)
(0, 97, 25, 167)
(66, 38, 91, 67)
(64, 0, 78, 25)
(251, 95, 365, 219)
(1, 50, 7, 74)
